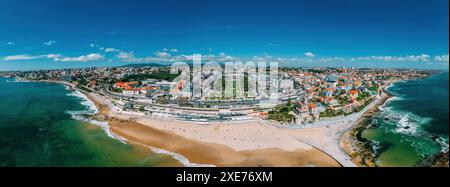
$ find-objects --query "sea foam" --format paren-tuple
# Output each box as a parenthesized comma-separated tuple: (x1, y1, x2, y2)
(378, 96, 403, 111)
(136, 142, 216, 167)
(393, 112, 431, 136)
(378, 105, 430, 136)
(435, 136, 449, 153)
(67, 91, 98, 114)
(5, 77, 31, 83)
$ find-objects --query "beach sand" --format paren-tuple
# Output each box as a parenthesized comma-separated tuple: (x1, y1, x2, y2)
(109, 118, 339, 167)
(85, 92, 340, 167)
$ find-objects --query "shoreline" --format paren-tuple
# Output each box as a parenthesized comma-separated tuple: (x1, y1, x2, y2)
(63, 82, 341, 167)
(20, 79, 394, 167)
(31, 79, 415, 167)
(341, 74, 450, 167)
(339, 78, 432, 167)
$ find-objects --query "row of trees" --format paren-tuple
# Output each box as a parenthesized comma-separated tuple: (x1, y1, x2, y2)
(267, 103, 296, 124)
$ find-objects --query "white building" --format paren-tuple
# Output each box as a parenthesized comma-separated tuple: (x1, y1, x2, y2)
(280, 79, 294, 91)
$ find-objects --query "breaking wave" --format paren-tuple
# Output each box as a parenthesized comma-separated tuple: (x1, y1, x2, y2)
(5, 77, 31, 83)
(435, 136, 449, 153)
(66, 91, 98, 114)
(378, 96, 403, 111)
(378, 106, 449, 153)
(66, 90, 126, 143)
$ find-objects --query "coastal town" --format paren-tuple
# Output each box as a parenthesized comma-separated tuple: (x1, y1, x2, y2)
(0, 65, 444, 167)
(2, 66, 433, 125)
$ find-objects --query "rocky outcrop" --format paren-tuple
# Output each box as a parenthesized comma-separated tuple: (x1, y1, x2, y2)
(417, 151, 449, 167)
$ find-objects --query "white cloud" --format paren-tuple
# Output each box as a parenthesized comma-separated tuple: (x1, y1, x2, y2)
(158, 48, 178, 54)
(3, 54, 61, 61)
(351, 54, 431, 62)
(3, 54, 41, 61)
(117, 51, 159, 63)
(318, 57, 345, 62)
(154, 51, 171, 58)
(46, 54, 61, 59)
(216, 52, 237, 62)
(268, 43, 281, 47)
(6, 42, 14, 45)
(43, 41, 56, 46)
(305, 52, 315, 58)
(2, 53, 107, 62)
(55, 53, 105, 62)
(90, 43, 97, 47)
(117, 51, 136, 60)
(104, 48, 120, 53)
(434, 54, 449, 62)
(404, 54, 430, 62)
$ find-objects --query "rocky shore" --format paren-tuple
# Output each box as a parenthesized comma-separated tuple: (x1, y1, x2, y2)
(341, 92, 392, 167)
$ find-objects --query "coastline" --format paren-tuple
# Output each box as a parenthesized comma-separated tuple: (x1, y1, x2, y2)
(339, 77, 438, 167)
(340, 91, 393, 167)
(35, 78, 430, 167)
(342, 73, 449, 167)
(56, 81, 341, 167)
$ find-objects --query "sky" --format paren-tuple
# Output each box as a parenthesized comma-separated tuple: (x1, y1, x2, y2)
(0, 0, 449, 71)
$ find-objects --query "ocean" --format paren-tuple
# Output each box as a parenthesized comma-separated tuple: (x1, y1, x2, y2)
(362, 72, 449, 167)
(0, 77, 180, 167)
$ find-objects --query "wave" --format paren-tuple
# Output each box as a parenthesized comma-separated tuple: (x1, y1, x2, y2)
(435, 136, 449, 153)
(89, 120, 128, 144)
(378, 96, 403, 111)
(136, 142, 216, 167)
(66, 91, 98, 114)
(394, 113, 418, 135)
(5, 77, 31, 83)
(378, 105, 432, 137)
(394, 112, 432, 136)
(379, 105, 449, 155)
(63, 84, 71, 90)
(66, 90, 127, 144)
(68, 110, 128, 144)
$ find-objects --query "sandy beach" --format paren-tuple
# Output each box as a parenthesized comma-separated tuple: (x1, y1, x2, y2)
(57, 75, 397, 167)
(84, 91, 340, 167)
(35, 78, 398, 167)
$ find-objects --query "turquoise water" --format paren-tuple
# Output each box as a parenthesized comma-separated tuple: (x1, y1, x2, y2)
(0, 77, 179, 167)
(362, 72, 449, 167)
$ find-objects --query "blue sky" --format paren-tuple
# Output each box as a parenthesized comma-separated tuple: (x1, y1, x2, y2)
(0, 0, 448, 71)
